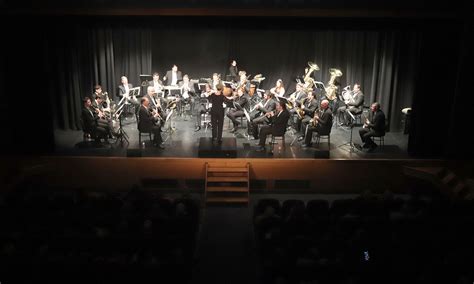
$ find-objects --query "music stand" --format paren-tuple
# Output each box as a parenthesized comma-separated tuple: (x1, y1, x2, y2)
(222, 81, 233, 89)
(162, 109, 176, 145)
(140, 74, 153, 86)
(113, 103, 129, 146)
(314, 81, 325, 90)
(337, 109, 356, 152)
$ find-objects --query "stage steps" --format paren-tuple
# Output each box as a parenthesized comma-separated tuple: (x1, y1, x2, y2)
(403, 166, 473, 199)
(205, 162, 250, 205)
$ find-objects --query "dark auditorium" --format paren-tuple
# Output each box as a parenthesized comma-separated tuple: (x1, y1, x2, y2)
(1, 0, 473, 283)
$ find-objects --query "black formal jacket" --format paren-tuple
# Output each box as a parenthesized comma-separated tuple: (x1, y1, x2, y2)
(269, 109, 290, 136)
(209, 93, 231, 114)
(314, 108, 333, 135)
(302, 97, 318, 117)
(81, 107, 97, 133)
(117, 83, 133, 98)
(367, 109, 386, 135)
(164, 70, 183, 86)
(138, 105, 158, 132)
(347, 91, 364, 112)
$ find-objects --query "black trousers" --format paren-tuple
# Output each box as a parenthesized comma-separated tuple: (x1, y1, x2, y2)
(227, 109, 245, 127)
(297, 115, 312, 135)
(304, 125, 326, 145)
(211, 110, 224, 140)
(196, 104, 208, 126)
(359, 127, 377, 147)
(258, 125, 273, 146)
(251, 115, 270, 139)
(150, 125, 162, 144)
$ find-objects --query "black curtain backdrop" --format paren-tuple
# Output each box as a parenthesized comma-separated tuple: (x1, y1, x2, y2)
(47, 18, 418, 133)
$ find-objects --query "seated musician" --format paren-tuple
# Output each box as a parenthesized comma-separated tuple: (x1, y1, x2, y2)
(270, 79, 286, 98)
(357, 102, 386, 152)
(149, 72, 164, 97)
(250, 91, 277, 140)
(164, 64, 183, 86)
(227, 87, 249, 133)
(179, 74, 196, 115)
(195, 83, 213, 132)
(288, 83, 307, 114)
(81, 97, 109, 142)
(91, 93, 114, 137)
(236, 71, 250, 93)
(144, 86, 166, 112)
(296, 91, 318, 139)
(138, 96, 164, 149)
(117, 76, 133, 99)
(255, 102, 290, 152)
(336, 83, 364, 126)
(302, 99, 333, 148)
(212, 73, 221, 90)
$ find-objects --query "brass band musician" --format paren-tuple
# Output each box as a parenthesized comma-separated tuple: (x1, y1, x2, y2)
(227, 87, 249, 133)
(250, 91, 277, 140)
(302, 99, 333, 148)
(336, 83, 364, 126)
(138, 92, 164, 149)
(296, 91, 318, 138)
(270, 79, 285, 98)
(357, 102, 386, 152)
(81, 97, 110, 143)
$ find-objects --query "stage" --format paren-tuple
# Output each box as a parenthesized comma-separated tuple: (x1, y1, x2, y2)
(54, 112, 410, 159)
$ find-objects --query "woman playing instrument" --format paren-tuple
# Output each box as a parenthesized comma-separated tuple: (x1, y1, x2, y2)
(270, 79, 285, 98)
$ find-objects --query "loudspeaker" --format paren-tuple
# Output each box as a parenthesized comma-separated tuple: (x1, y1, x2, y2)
(313, 150, 330, 159)
(126, 149, 142, 157)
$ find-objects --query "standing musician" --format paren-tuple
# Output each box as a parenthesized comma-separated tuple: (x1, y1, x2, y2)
(81, 97, 110, 143)
(296, 91, 318, 138)
(270, 79, 286, 98)
(357, 102, 386, 152)
(255, 102, 290, 152)
(138, 96, 164, 149)
(229, 60, 239, 82)
(149, 72, 164, 97)
(227, 87, 249, 133)
(302, 99, 333, 148)
(178, 74, 196, 115)
(208, 84, 231, 143)
(163, 64, 183, 86)
(336, 83, 364, 126)
(195, 83, 213, 132)
(250, 91, 277, 140)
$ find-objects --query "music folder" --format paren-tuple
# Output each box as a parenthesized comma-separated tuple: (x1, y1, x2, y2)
(129, 87, 141, 97)
(277, 96, 289, 105)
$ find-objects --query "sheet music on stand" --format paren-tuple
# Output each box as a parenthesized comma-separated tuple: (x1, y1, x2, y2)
(277, 96, 290, 106)
(129, 87, 141, 97)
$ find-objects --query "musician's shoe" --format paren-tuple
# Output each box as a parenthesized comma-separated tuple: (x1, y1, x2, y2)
(367, 144, 377, 152)
(194, 126, 201, 132)
(218, 139, 223, 144)
(229, 127, 237, 133)
(256, 146, 265, 152)
(297, 136, 304, 141)
(154, 142, 165, 149)
(301, 143, 311, 148)
(354, 143, 363, 151)
(362, 143, 370, 148)
(255, 142, 262, 146)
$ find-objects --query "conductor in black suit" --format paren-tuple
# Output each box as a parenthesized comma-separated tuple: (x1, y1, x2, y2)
(208, 84, 231, 143)
(163, 64, 183, 86)
(302, 99, 333, 147)
(256, 102, 290, 151)
(358, 102, 386, 152)
(138, 97, 164, 149)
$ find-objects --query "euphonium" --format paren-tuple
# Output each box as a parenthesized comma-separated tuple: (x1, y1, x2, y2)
(325, 68, 343, 101)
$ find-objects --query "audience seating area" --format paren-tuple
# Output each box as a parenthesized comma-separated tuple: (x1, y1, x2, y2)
(253, 193, 474, 284)
(0, 182, 200, 284)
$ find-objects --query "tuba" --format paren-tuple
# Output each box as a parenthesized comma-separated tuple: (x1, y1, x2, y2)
(325, 68, 343, 101)
(303, 61, 320, 91)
